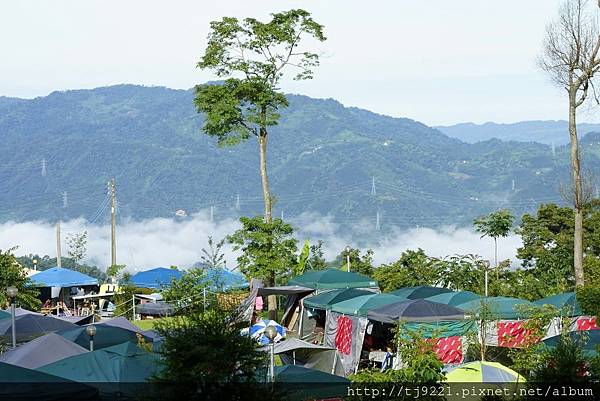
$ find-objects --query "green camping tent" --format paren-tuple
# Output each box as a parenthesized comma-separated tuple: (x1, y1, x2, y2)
(402, 320, 477, 339)
(288, 269, 378, 290)
(303, 288, 373, 310)
(273, 365, 349, 401)
(426, 290, 481, 306)
(0, 362, 98, 399)
(534, 292, 582, 316)
(391, 286, 453, 300)
(37, 341, 161, 382)
(329, 293, 402, 317)
(542, 330, 600, 357)
(57, 324, 152, 350)
(457, 297, 535, 320)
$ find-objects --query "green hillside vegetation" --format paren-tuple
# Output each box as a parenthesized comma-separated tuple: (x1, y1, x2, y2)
(0, 85, 595, 233)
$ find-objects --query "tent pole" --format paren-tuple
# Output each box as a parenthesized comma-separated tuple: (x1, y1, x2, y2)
(396, 317, 400, 370)
(298, 301, 304, 337)
(293, 350, 296, 365)
(331, 351, 337, 374)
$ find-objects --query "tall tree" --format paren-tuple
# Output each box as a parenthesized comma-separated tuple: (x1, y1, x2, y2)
(195, 10, 326, 223)
(307, 240, 327, 270)
(228, 216, 298, 319)
(200, 236, 226, 269)
(65, 231, 87, 264)
(539, 0, 600, 286)
(473, 209, 514, 278)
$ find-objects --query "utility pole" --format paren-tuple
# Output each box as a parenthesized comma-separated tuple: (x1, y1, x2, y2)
(56, 221, 62, 268)
(109, 178, 117, 269)
(375, 211, 380, 231)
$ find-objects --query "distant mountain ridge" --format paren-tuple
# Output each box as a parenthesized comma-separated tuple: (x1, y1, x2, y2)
(436, 120, 600, 145)
(1, 85, 599, 235)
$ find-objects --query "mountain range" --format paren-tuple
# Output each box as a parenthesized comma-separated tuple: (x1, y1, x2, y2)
(2, 85, 599, 235)
(436, 120, 600, 145)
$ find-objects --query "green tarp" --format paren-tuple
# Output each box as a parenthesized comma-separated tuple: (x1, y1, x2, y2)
(37, 341, 161, 382)
(57, 324, 153, 350)
(0, 310, 10, 320)
(457, 296, 535, 320)
(542, 330, 600, 357)
(0, 362, 98, 399)
(391, 286, 453, 300)
(329, 293, 402, 316)
(273, 365, 349, 401)
(288, 269, 378, 290)
(303, 288, 373, 310)
(534, 292, 582, 316)
(402, 320, 477, 339)
(426, 290, 481, 306)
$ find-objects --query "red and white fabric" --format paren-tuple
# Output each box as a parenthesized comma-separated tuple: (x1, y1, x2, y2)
(497, 321, 530, 348)
(432, 336, 463, 364)
(335, 315, 353, 355)
(576, 316, 598, 331)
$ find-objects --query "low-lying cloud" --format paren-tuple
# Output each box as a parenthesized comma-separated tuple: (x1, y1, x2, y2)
(0, 211, 523, 273)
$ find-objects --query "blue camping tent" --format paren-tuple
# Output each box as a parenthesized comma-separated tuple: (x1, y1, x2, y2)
(203, 268, 248, 291)
(29, 267, 98, 287)
(130, 267, 183, 289)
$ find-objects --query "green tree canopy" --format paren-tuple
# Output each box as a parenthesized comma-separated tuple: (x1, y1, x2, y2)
(153, 305, 276, 401)
(515, 202, 600, 294)
(228, 216, 298, 286)
(331, 247, 375, 277)
(474, 209, 514, 275)
(373, 249, 442, 292)
(0, 248, 40, 310)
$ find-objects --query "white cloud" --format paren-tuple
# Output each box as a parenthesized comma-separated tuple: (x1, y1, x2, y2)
(0, 212, 523, 273)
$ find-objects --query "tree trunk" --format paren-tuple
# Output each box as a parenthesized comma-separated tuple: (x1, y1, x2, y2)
(494, 237, 498, 280)
(258, 127, 276, 319)
(258, 133, 273, 223)
(268, 273, 277, 321)
(569, 89, 585, 286)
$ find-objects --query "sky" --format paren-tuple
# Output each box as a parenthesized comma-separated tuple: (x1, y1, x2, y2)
(1, 0, 596, 126)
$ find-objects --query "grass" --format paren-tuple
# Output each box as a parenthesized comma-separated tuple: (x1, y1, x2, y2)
(133, 318, 164, 331)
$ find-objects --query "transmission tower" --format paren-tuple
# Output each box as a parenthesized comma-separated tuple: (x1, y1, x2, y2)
(62, 191, 68, 208)
(375, 211, 381, 231)
(371, 177, 376, 196)
(41, 158, 47, 177)
(235, 194, 240, 211)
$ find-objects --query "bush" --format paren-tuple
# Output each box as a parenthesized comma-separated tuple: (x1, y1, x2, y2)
(576, 286, 600, 317)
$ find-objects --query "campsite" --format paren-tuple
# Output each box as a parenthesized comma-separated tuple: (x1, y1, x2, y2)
(1, 261, 600, 400)
(3, 0, 600, 400)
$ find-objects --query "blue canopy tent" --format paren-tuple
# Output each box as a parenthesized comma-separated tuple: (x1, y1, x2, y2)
(29, 267, 98, 287)
(130, 267, 183, 289)
(29, 267, 99, 314)
(202, 268, 248, 291)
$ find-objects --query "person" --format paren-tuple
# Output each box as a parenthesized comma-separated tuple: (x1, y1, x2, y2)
(43, 299, 52, 308)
